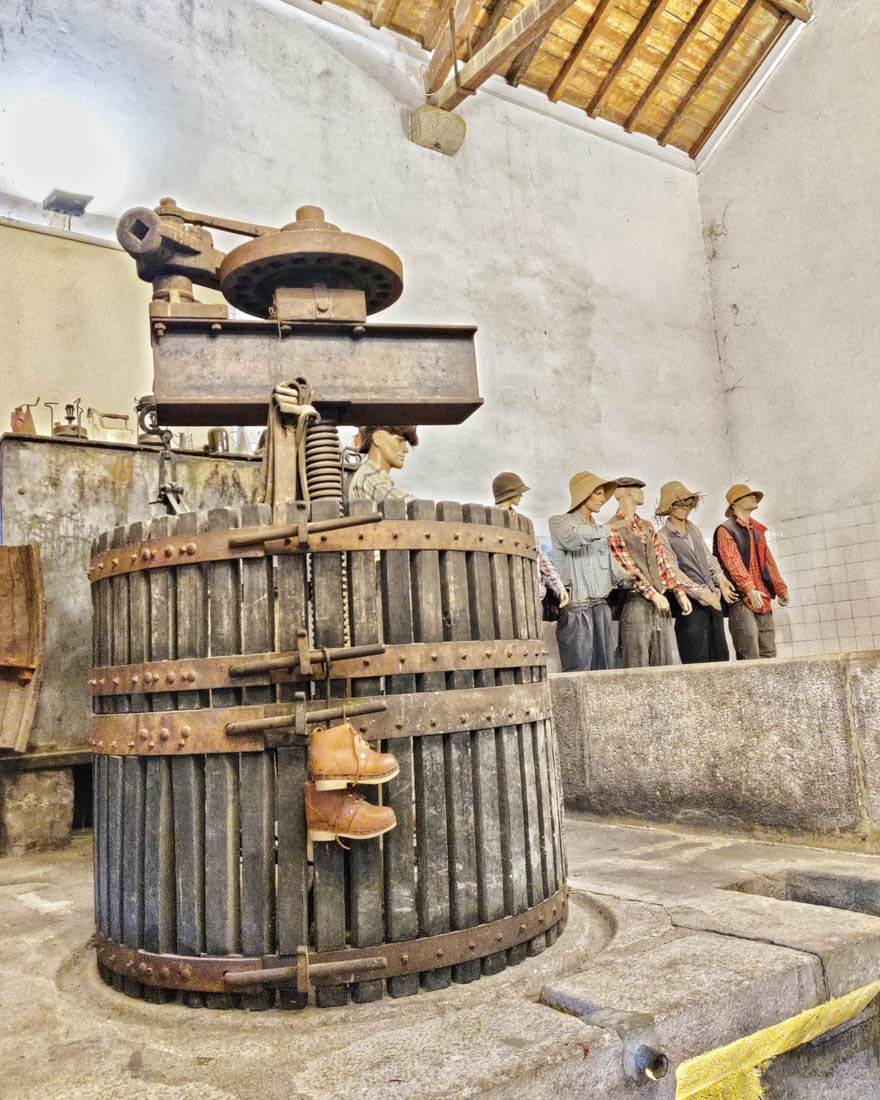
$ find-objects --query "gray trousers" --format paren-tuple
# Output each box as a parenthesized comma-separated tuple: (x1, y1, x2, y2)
(556, 601, 615, 672)
(728, 601, 776, 659)
(619, 593, 676, 668)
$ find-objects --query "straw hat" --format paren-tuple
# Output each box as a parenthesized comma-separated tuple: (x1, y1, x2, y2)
(725, 483, 763, 506)
(567, 471, 617, 512)
(656, 480, 699, 516)
(492, 472, 530, 505)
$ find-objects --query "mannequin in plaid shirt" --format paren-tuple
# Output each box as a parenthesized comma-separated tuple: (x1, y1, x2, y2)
(608, 477, 692, 668)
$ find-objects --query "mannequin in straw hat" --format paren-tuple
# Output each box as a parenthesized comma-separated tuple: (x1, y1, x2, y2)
(492, 472, 569, 612)
(655, 481, 736, 664)
(548, 471, 627, 672)
(608, 478, 692, 668)
(713, 484, 789, 660)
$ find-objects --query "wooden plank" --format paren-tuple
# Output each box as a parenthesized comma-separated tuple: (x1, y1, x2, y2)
(768, 0, 809, 21)
(461, 503, 506, 976)
(378, 498, 420, 999)
(371, 0, 397, 28)
(310, 497, 349, 1009)
(430, 0, 578, 110)
(423, 0, 456, 52)
(106, 526, 127, 994)
(436, 501, 480, 985)
(472, 0, 513, 52)
(586, 0, 666, 116)
(274, 501, 310, 1010)
(172, 512, 207, 1007)
(0, 545, 44, 753)
(142, 515, 177, 1003)
(548, 0, 616, 103)
(204, 507, 242, 1009)
(239, 502, 276, 1011)
(657, 0, 761, 146)
(506, 30, 547, 87)
(93, 532, 111, 941)
(424, 0, 486, 94)
(689, 6, 792, 157)
(624, 0, 714, 131)
(408, 498, 452, 991)
(346, 498, 385, 1003)
(487, 507, 528, 965)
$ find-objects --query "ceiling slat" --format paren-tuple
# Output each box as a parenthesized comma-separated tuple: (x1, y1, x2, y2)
(586, 0, 668, 118)
(371, 0, 397, 28)
(768, 0, 809, 21)
(657, 0, 760, 145)
(424, 0, 486, 93)
(506, 28, 550, 86)
(547, 0, 617, 103)
(423, 0, 457, 50)
(430, 0, 579, 110)
(623, 0, 715, 132)
(689, 5, 792, 156)
(472, 0, 514, 52)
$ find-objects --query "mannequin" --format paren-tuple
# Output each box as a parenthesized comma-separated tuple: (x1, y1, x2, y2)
(348, 425, 418, 503)
(713, 484, 789, 660)
(608, 477, 691, 668)
(492, 471, 569, 613)
(656, 481, 734, 664)
(548, 470, 623, 672)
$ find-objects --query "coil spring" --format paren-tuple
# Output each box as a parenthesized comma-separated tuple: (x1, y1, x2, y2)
(304, 421, 343, 501)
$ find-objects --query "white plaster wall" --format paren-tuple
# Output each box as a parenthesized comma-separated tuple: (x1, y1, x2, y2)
(0, 0, 729, 531)
(697, 1, 880, 525)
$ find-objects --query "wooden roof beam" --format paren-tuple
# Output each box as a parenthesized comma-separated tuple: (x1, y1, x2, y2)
(506, 28, 549, 87)
(423, 0, 456, 50)
(770, 0, 810, 21)
(689, 6, 793, 157)
(547, 0, 616, 104)
(429, 0, 578, 111)
(657, 0, 760, 146)
(472, 0, 513, 52)
(586, 0, 667, 118)
(424, 0, 486, 94)
(623, 0, 714, 133)
(371, 0, 397, 28)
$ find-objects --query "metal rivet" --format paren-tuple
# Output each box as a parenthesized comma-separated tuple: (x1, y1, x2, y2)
(519, 924, 526, 934)
(141, 549, 151, 562)
(184, 671, 196, 682)
(130, 552, 138, 563)
(88, 678, 96, 687)
(210, 322, 222, 333)
(358, 533, 365, 541)
(430, 653, 438, 662)
(435, 949, 444, 959)
(429, 720, 437, 727)
(478, 535, 484, 542)
(185, 543, 197, 555)
(459, 715, 467, 724)
(453, 533, 460, 540)
(179, 965, 192, 980)
(485, 650, 491, 659)
(395, 721, 403, 731)
(147, 741, 155, 750)
(97, 562, 105, 571)
(109, 741, 117, 751)
(111, 557, 119, 567)
(468, 942, 475, 951)
(358, 725, 368, 734)
(127, 740, 135, 750)
(166, 672, 175, 684)
(97, 741, 104, 750)
(138, 729, 149, 741)
(362, 658, 370, 667)
(506, 650, 513, 658)
(459, 653, 466, 660)
(159, 967, 171, 980)
(400, 954, 408, 965)
(131, 675, 139, 685)
(158, 728, 169, 741)
(496, 933, 503, 943)
(392, 531, 399, 540)
(177, 740, 186, 750)
(180, 725, 191, 738)
(398, 656, 406, 664)
(498, 537, 504, 544)
(99, 678, 105, 686)
(552, 908, 557, 917)
(319, 535, 327, 543)
(112, 677, 120, 687)
(514, 540, 520, 547)
(164, 546, 174, 558)
(538, 915, 545, 925)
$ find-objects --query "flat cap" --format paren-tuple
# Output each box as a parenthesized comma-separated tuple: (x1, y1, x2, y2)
(613, 476, 646, 488)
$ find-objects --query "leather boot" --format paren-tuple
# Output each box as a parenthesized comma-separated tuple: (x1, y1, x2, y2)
(310, 720, 399, 791)
(305, 783, 396, 842)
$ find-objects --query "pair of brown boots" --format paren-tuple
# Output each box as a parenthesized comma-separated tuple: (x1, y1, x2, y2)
(305, 721, 398, 843)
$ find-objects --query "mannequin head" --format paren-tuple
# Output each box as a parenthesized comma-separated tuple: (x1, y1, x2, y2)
(576, 486, 605, 519)
(499, 492, 523, 511)
(731, 492, 759, 521)
(357, 425, 419, 473)
(725, 483, 763, 521)
(670, 496, 697, 520)
(614, 485, 644, 511)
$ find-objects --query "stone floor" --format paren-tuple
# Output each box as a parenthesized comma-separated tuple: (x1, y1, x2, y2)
(3, 814, 880, 1098)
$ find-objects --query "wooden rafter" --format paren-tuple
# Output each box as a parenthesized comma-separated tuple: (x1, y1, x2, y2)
(423, 0, 456, 50)
(547, 0, 616, 104)
(371, 0, 397, 28)
(429, 0, 578, 111)
(472, 0, 513, 52)
(506, 30, 549, 87)
(424, 0, 485, 93)
(770, 0, 810, 20)
(623, 0, 714, 133)
(586, 0, 667, 118)
(689, 6, 793, 157)
(657, 0, 760, 146)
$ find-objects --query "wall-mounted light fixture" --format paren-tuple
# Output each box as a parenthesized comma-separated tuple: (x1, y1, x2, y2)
(43, 188, 94, 230)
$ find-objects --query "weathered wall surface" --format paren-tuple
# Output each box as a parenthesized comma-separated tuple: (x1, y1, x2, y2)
(697, 3, 879, 523)
(0, 0, 730, 529)
(552, 653, 880, 844)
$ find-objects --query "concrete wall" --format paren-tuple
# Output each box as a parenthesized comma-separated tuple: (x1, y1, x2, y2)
(551, 653, 880, 846)
(697, 2, 879, 524)
(0, 0, 731, 532)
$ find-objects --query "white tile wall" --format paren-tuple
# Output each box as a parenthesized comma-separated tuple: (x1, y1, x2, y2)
(767, 501, 880, 658)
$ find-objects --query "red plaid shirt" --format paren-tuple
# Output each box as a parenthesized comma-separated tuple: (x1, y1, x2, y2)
(608, 514, 682, 601)
(715, 516, 787, 614)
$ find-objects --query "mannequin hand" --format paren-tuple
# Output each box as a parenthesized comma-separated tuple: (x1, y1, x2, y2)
(705, 592, 722, 612)
(720, 579, 738, 604)
(651, 592, 670, 614)
(558, 589, 570, 608)
(746, 589, 765, 612)
(677, 593, 692, 616)
(777, 593, 789, 607)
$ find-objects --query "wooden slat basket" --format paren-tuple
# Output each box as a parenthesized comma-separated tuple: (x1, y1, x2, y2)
(89, 499, 567, 1007)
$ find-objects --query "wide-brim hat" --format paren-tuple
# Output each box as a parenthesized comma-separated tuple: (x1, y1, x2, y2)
(726, 483, 763, 506)
(568, 471, 617, 512)
(492, 471, 530, 505)
(656, 480, 700, 516)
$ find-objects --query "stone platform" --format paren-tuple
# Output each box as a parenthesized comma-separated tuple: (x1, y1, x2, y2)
(3, 815, 880, 1098)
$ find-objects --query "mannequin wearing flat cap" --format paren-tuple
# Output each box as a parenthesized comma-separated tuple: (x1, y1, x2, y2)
(656, 481, 735, 664)
(548, 471, 628, 672)
(608, 478, 691, 668)
(348, 426, 418, 504)
(492, 472, 569, 612)
(713, 484, 789, 660)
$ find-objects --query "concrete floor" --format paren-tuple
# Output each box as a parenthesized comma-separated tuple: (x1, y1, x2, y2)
(4, 815, 880, 1098)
